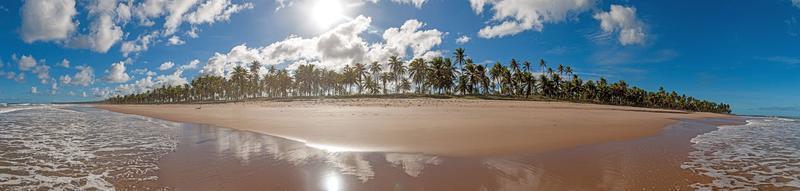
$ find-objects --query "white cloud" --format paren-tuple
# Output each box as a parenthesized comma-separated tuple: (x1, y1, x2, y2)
(67, 66, 95, 86)
(30, 87, 39, 94)
(20, 0, 78, 43)
(470, 0, 594, 38)
(167, 35, 186, 46)
(115, 70, 188, 95)
(200, 15, 443, 77)
(163, 0, 200, 35)
(17, 55, 38, 71)
(59, 59, 70, 68)
(456, 35, 471, 44)
(389, 0, 427, 8)
(105, 62, 131, 83)
(4, 72, 25, 82)
(20, 0, 251, 56)
(275, 0, 425, 10)
(794, 0, 800, 8)
(159, 61, 176, 71)
(82, 91, 88, 97)
(593, 5, 646, 45)
(50, 83, 58, 95)
(32, 65, 51, 84)
(185, 0, 254, 25)
(92, 87, 112, 98)
(64, 0, 124, 53)
(116, 2, 132, 23)
(179, 59, 201, 70)
(120, 32, 158, 57)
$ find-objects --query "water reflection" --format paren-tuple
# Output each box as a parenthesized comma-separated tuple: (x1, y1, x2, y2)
(160, 124, 545, 190)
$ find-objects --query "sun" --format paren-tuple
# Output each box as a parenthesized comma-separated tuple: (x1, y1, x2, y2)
(311, 0, 346, 29)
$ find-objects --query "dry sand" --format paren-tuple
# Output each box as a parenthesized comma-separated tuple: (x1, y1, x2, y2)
(96, 98, 735, 157)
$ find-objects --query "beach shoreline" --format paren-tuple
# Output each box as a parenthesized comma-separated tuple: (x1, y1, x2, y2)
(94, 98, 740, 157)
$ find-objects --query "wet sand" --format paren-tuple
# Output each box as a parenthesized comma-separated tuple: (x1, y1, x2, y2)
(152, 118, 743, 190)
(97, 98, 734, 157)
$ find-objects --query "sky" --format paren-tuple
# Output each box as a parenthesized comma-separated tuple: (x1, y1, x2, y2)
(0, 0, 798, 116)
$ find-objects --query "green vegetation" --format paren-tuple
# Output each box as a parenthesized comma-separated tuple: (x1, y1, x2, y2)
(106, 49, 732, 114)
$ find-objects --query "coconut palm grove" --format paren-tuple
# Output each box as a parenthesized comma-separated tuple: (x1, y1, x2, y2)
(106, 48, 732, 114)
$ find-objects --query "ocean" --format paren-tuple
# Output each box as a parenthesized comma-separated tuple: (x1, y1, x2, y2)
(0, 106, 180, 190)
(682, 117, 800, 190)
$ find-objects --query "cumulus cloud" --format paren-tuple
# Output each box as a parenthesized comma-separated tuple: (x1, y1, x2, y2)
(470, 0, 594, 38)
(64, 0, 124, 53)
(200, 15, 443, 77)
(50, 83, 58, 95)
(20, 0, 252, 55)
(20, 0, 78, 43)
(65, 66, 95, 86)
(275, 0, 426, 10)
(593, 5, 646, 45)
(59, 59, 70, 68)
(456, 35, 471, 44)
(389, 0, 427, 8)
(30, 87, 39, 94)
(105, 62, 131, 83)
(3, 72, 25, 82)
(32, 65, 51, 84)
(159, 61, 175, 71)
(167, 35, 186, 46)
(178, 59, 201, 70)
(114, 70, 189, 95)
(185, 0, 254, 25)
(17, 55, 38, 71)
(121, 32, 158, 57)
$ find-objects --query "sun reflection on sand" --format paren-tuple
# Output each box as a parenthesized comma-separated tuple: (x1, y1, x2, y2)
(323, 171, 342, 191)
(167, 124, 550, 190)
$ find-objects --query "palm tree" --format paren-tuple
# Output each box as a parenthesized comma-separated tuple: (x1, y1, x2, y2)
(354, 62, 366, 94)
(523, 60, 531, 73)
(248, 61, 262, 98)
(230, 65, 249, 100)
(388, 56, 406, 93)
(538, 59, 546, 76)
(380, 72, 391, 94)
(453, 48, 466, 72)
(489, 62, 504, 94)
(408, 58, 427, 94)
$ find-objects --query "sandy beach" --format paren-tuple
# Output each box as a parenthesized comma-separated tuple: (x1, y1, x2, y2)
(96, 98, 735, 157)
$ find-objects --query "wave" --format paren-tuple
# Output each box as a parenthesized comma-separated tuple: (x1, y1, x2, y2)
(0, 107, 179, 190)
(682, 117, 800, 190)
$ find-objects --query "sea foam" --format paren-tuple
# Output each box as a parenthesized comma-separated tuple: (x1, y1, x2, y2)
(0, 107, 179, 190)
(682, 117, 800, 190)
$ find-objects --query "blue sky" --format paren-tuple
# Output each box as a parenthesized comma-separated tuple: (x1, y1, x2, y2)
(0, 0, 798, 116)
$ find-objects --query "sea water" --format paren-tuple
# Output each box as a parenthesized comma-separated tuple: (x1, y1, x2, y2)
(0, 106, 179, 190)
(682, 117, 800, 190)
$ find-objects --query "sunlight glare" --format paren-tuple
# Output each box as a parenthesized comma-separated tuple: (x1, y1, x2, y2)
(311, 0, 346, 29)
(323, 172, 342, 191)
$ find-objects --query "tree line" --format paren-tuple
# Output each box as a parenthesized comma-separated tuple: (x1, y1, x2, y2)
(106, 48, 732, 114)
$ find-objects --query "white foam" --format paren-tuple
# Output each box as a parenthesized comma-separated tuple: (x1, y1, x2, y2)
(0, 107, 179, 190)
(682, 117, 800, 190)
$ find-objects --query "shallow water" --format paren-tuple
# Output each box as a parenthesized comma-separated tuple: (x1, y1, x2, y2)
(0, 106, 179, 190)
(682, 117, 800, 190)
